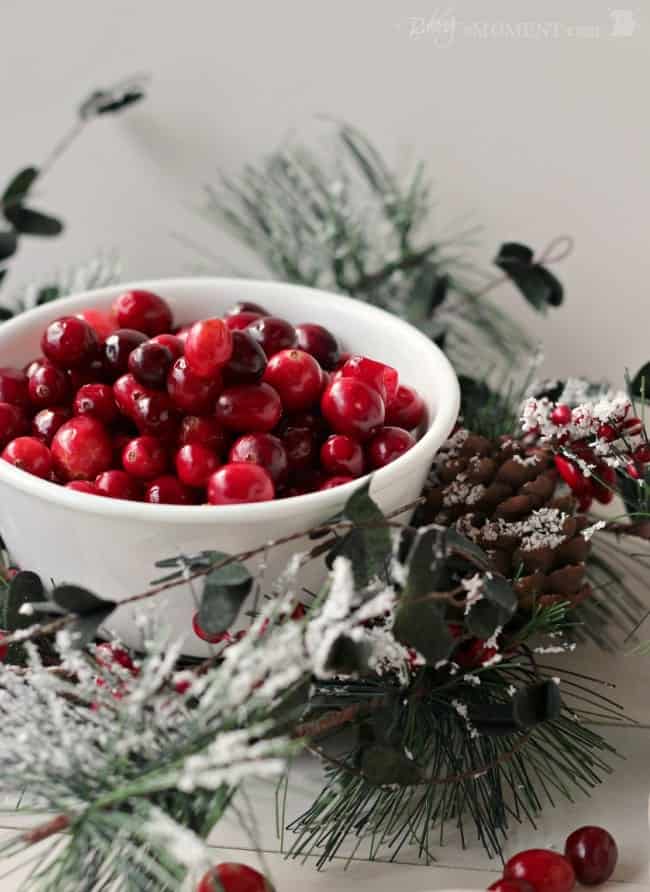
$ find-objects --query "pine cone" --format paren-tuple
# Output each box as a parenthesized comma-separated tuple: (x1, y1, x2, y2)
(421, 430, 594, 610)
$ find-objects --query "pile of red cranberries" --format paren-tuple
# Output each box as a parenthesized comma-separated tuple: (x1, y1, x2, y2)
(0, 290, 426, 505)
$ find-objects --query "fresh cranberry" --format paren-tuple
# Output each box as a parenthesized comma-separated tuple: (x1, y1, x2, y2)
(554, 455, 588, 494)
(132, 392, 180, 441)
(320, 434, 364, 477)
(73, 383, 118, 425)
(41, 316, 99, 368)
(246, 316, 297, 357)
(27, 361, 69, 408)
(229, 433, 288, 485)
(225, 300, 269, 317)
(32, 407, 71, 443)
(112, 290, 173, 336)
(263, 348, 323, 411)
(281, 410, 330, 443)
(207, 463, 275, 504)
(167, 357, 221, 413)
(144, 475, 195, 505)
(319, 475, 354, 490)
(504, 849, 576, 892)
(339, 355, 398, 404)
(185, 318, 233, 378)
(550, 403, 572, 426)
(0, 367, 29, 407)
(113, 374, 156, 417)
(0, 402, 29, 447)
(95, 470, 142, 501)
(51, 417, 113, 481)
(295, 323, 340, 370)
(67, 356, 110, 389)
(367, 426, 415, 469)
(386, 384, 426, 430)
(175, 444, 220, 487)
(121, 436, 168, 480)
(191, 612, 232, 644)
(197, 862, 274, 892)
(66, 480, 101, 496)
(1, 436, 52, 478)
(178, 415, 228, 454)
(225, 311, 262, 331)
(76, 308, 118, 341)
(103, 329, 148, 378)
(487, 882, 535, 892)
(215, 383, 282, 432)
(128, 341, 174, 388)
(321, 377, 385, 441)
(565, 826, 618, 885)
(222, 331, 267, 386)
(279, 426, 317, 470)
(150, 333, 184, 360)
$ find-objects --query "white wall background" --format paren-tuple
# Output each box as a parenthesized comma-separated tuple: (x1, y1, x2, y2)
(1, 0, 648, 385)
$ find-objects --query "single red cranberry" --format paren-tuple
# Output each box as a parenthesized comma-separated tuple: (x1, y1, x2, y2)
(263, 348, 323, 411)
(185, 318, 233, 378)
(339, 355, 399, 404)
(32, 407, 71, 443)
(367, 426, 415, 469)
(112, 289, 173, 336)
(386, 384, 426, 430)
(51, 417, 113, 481)
(128, 341, 174, 389)
(225, 300, 269, 317)
(2, 436, 52, 478)
(121, 436, 168, 480)
(76, 308, 118, 341)
(197, 862, 275, 892)
(175, 443, 220, 487)
(41, 316, 99, 368)
(319, 475, 354, 490)
(487, 881, 535, 892)
(225, 311, 262, 331)
(178, 415, 228, 455)
(279, 426, 317, 470)
(103, 329, 148, 378)
(564, 826, 617, 886)
(215, 383, 282, 433)
(504, 849, 576, 892)
(295, 322, 340, 370)
(150, 333, 184, 360)
(281, 410, 330, 443)
(132, 392, 180, 441)
(634, 443, 650, 463)
(95, 469, 143, 500)
(246, 316, 297, 357)
(0, 402, 29, 447)
(144, 475, 195, 505)
(113, 373, 156, 417)
(73, 383, 119, 425)
(167, 357, 221, 413)
(554, 455, 588, 494)
(320, 434, 364, 477)
(550, 403, 573, 426)
(222, 331, 267, 386)
(66, 480, 101, 495)
(229, 433, 288, 485)
(207, 463, 275, 504)
(321, 377, 385, 441)
(27, 361, 69, 408)
(67, 356, 110, 389)
(597, 422, 618, 442)
(191, 612, 232, 644)
(0, 367, 29, 407)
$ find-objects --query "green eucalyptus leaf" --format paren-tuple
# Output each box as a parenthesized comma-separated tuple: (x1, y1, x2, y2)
(36, 285, 61, 306)
(465, 599, 508, 638)
(465, 702, 518, 737)
(402, 525, 448, 601)
(494, 242, 563, 311)
(2, 167, 38, 206)
(445, 528, 491, 569)
(324, 634, 372, 676)
(483, 575, 517, 613)
(0, 230, 18, 262)
(52, 584, 115, 615)
(4, 207, 63, 237)
(513, 680, 562, 727)
(393, 598, 454, 665)
(360, 745, 422, 786)
(327, 479, 390, 587)
(198, 554, 253, 635)
(5, 572, 44, 630)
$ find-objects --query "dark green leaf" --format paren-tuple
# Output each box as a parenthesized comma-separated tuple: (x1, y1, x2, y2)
(466, 702, 519, 737)
(393, 599, 454, 665)
(360, 745, 422, 786)
(329, 480, 391, 587)
(630, 363, 650, 400)
(198, 554, 253, 635)
(4, 207, 63, 237)
(402, 525, 448, 601)
(465, 599, 509, 638)
(0, 230, 18, 262)
(495, 242, 534, 266)
(2, 167, 38, 206)
(512, 680, 562, 727)
(36, 285, 61, 305)
(5, 572, 44, 630)
(0, 306, 13, 321)
(71, 608, 116, 649)
(52, 584, 115, 615)
(483, 575, 517, 613)
(445, 528, 491, 569)
(494, 242, 563, 311)
(324, 634, 372, 675)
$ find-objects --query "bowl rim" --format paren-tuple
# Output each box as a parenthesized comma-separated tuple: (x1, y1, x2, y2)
(0, 277, 460, 524)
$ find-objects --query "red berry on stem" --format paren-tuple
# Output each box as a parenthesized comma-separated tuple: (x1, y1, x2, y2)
(215, 383, 282, 433)
(0, 402, 29, 447)
(150, 333, 184, 360)
(2, 437, 52, 478)
(167, 358, 221, 414)
(192, 612, 231, 644)
(178, 415, 228, 455)
(103, 329, 148, 378)
(94, 642, 137, 673)
(550, 404, 572, 426)
(263, 348, 323, 411)
(622, 416, 643, 436)
(597, 423, 618, 442)
(386, 384, 426, 430)
(207, 463, 275, 505)
(246, 316, 297, 357)
(295, 322, 341, 370)
(225, 300, 269, 317)
(128, 341, 174, 388)
(175, 443, 220, 487)
(504, 849, 576, 892)
(112, 290, 173, 336)
(51, 417, 113, 481)
(185, 318, 233, 378)
(74, 383, 118, 425)
(27, 361, 69, 408)
(121, 436, 168, 480)
(320, 434, 364, 477)
(339, 355, 399, 404)
(487, 881, 535, 892)
(32, 407, 71, 444)
(367, 426, 415, 469)
(197, 862, 275, 892)
(95, 470, 143, 501)
(145, 475, 195, 505)
(319, 475, 354, 490)
(41, 316, 99, 368)
(321, 377, 385, 441)
(564, 825, 618, 886)
(225, 311, 262, 331)
(0, 367, 29, 407)
(229, 433, 288, 485)
(554, 455, 588, 494)
(222, 330, 268, 386)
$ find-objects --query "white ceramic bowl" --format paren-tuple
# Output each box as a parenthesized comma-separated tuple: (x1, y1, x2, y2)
(0, 278, 459, 655)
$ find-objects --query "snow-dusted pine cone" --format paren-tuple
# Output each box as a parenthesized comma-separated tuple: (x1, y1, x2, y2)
(421, 429, 597, 610)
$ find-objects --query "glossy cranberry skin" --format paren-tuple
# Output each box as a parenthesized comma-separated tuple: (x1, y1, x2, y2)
(191, 612, 231, 644)
(66, 480, 101, 496)
(150, 333, 184, 360)
(246, 316, 297, 357)
(112, 289, 173, 336)
(320, 434, 364, 477)
(504, 849, 576, 892)
(280, 426, 318, 470)
(32, 407, 71, 444)
(167, 358, 221, 414)
(564, 826, 618, 885)
(178, 415, 228, 455)
(551, 403, 572, 426)
(175, 443, 220, 488)
(229, 433, 288, 485)
(132, 392, 180, 441)
(207, 463, 275, 505)
(319, 475, 354, 490)
(295, 323, 340, 370)
(95, 470, 143, 501)
(103, 329, 148, 378)
(215, 383, 282, 433)
(76, 308, 118, 341)
(41, 316, 99, 368)
(121, 436, 168, 480)
(73, 383, 118, 425)
(67, 356, 110, 389)
(113, 374, 155, 417)
(554, 455, 588, 494)
(2, 437, 52, 478)
(263, 348, 323, 411)
(0, 367, 29, 407)
(339, 355, 398, 404)
(0, 402, 29, 447)
(198, 862, 274, 892)
(367, 426, 415, 469)
(386, 384, 426, 430)
(27, 361, 69, 408)
(222, 331, 268, 386)
(145, 475, 195, 505)
(184, 318, 233, 379)
(51, 417, 113, 481)
(321, 377, 385, 441)
(225, 311, 262, 331)
(225, 301, 269, 317)
(487, 882, 535, 892)
(128, 341, 174, 389)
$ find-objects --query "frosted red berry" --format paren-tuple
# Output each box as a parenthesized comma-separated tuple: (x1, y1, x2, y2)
(192, 612, 231, 644)
(145, 475, 195, 505)
(207, 463, 275, 505)
(339, 355, 399, 404)
(41, 316, 98, 368)
(112, 289, 173, 336)
(229, 433, 288, 485)
(185, 318, 233, 378)
(51, 417, 113, 481)
(550, 404, 572, 426)
(121, 436, 168, 480)
(0, 367, 29, 407)
(320, 434, 364, 477)
(74, 383, 118, 425)
(295, 322, 340, 370)
(504, 849, 576, 892)
(321, 377, 385, 441)
(215, 383, 282, 433)
(246, 315, 297, 357)
(222, 331, 268, 386)
(2, 436, 52, 478)
(367, 426, 415, 469)
(103, 329, 148, 378)
(197, 862, 274, 892)
(0, 402, 29, 447)
(175, 443, 220, 487)
(386, 384, 426, 430)
(27, 361, 69, 408)
(263, 348, 323, 411)
(128, 341, 174, 388)
(95, 470, 143, 501)
(564, 825, 617, 886)
(167, 358, 221, 413)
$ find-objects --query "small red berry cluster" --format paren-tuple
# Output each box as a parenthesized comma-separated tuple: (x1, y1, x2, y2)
(0, 290, 426, 504)
(488, 825, 618, 891)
